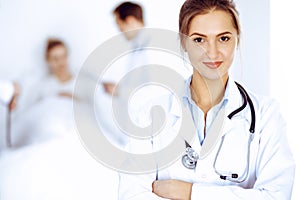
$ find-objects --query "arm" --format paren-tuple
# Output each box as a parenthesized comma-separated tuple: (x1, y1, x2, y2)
(152, 179, 192, 200)
(102, 82, 118, 96)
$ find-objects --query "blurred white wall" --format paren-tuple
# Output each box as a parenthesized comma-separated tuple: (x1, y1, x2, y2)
(234, 0, 270, 95)
(270, 1, 300, 200)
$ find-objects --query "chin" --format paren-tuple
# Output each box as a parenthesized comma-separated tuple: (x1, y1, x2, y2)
(195, 69, 225, 80)
(193, 63, 229, 80)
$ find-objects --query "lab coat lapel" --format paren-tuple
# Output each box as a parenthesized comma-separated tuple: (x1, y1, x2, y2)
(221, 115, 234, 137)
(221, 79, 245, 136)
(199, 107, 226, 159)
(196, 111, 235, 159)
(198, 79, 245, 158)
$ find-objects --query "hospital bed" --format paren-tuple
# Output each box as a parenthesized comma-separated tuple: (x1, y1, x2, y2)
(0, 95, 119, 200)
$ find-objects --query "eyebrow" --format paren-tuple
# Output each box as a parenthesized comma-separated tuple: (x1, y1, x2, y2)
(189, 31, 233, 37)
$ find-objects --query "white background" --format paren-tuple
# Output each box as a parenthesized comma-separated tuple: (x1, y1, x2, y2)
(0, 0, 299, 199)
(271, 1, 300, 199)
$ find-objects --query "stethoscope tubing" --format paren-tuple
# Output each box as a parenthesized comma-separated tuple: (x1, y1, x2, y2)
(181, 82, 256, 182)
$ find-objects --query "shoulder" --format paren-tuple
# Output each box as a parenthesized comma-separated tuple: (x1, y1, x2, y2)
(233, 81, 284, 129)
(247, 90, 280, 118)
(246, 89, 285, 134)
(234, 81, 279, 116)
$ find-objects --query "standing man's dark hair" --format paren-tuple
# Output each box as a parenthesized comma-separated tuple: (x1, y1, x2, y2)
(112, 1, 145, 41)
(113, 1, 144, 23)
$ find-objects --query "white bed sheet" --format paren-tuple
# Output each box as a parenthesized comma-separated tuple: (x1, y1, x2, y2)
(0, 134, 119, 200)
(11, 96, 76, 147)
(0, 96, 119, 200)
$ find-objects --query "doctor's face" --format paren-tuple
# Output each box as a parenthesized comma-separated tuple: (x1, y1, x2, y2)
(184, 10, 238, 80)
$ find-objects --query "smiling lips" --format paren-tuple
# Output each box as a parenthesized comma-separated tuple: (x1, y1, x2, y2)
(203, 61, 223, 69)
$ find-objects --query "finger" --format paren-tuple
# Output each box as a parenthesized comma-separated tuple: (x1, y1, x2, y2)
(152, 180, 156, 193)
(9, 102, 15, 111)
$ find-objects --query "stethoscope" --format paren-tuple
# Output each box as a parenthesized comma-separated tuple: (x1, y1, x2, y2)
(182, 82, 256, 183)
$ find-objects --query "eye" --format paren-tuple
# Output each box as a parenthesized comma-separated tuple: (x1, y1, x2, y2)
(219, 36, 231, 42)
(193, 37, 204, 43)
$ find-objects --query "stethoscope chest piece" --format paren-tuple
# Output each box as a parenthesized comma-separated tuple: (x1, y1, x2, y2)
(180, 82, 256, 183)
(182, 147, 199, 169)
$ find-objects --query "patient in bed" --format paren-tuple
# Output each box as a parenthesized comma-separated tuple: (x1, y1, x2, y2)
(11, 38, 77, 147)
(38, 38, 75, 100)
(0, 56, 118, 200)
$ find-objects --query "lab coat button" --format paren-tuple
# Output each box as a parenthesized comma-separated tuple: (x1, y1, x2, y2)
(201, 174, 207, 179)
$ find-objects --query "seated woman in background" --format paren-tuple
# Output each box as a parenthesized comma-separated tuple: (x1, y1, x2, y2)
(11, 38, 77, 147)
(38, 38, 75, 100)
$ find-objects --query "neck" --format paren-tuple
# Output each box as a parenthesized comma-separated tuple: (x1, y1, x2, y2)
(127, 27, 143, 41)
(126, 20, 144, 40)
(54, 70, 72, 82)
(190, 70, 228, 115)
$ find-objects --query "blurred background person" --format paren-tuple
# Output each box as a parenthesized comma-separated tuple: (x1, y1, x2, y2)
(102, 1, 148, 95)
(0, 39, 119, 200)
(15, 38, 76, 112)
(11, 38, 76, 147)
(38, 38, 75, 100)
(96, 1, 152, 149)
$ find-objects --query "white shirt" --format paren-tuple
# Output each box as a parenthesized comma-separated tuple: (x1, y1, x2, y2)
(183, 76, 229, 145)
(37, 75, 75, 101)
(96, 29, 153, 148)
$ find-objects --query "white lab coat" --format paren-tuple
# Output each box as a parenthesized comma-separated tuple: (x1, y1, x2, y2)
(96, 30, 151, 148)
(118, 78, 295, 200)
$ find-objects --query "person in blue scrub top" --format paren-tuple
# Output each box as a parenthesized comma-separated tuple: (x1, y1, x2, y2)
(118, 0, 296, 199)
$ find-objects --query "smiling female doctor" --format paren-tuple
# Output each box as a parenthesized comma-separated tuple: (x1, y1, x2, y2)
(118, 0, 295, 199)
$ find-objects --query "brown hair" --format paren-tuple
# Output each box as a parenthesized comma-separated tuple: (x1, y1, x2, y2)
(45, 38, 67, 59)
(179, 0, 241, 46)
(113, 1, 144, 23)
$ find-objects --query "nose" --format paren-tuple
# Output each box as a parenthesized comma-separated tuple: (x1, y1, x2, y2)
(206, 41, 219, 60)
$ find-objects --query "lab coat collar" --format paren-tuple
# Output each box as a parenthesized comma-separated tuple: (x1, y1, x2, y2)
(180, 76, 245, 136)
(224, 77, 245, 117)
(181, 76, 240, 111)
(169, 76, 245, 134)
(222, 78, 247, 136)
